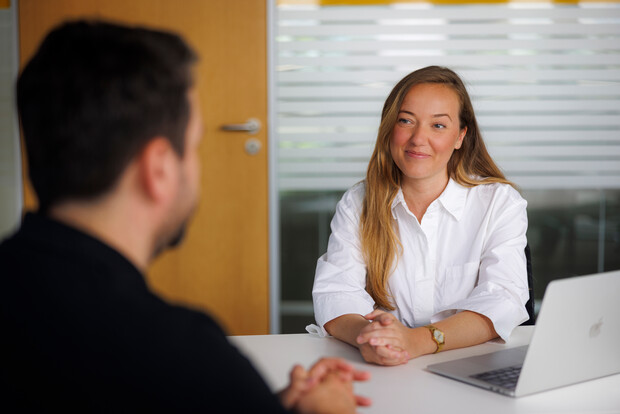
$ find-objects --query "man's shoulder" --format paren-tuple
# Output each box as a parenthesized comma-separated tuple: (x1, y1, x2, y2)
(1, 241, 252, 410)
(0, 219, 229, 354)
(0, 225, 46, 282)
(0, 225, 26, 254)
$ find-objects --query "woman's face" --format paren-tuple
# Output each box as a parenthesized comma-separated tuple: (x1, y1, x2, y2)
(390, 82, 466, 190)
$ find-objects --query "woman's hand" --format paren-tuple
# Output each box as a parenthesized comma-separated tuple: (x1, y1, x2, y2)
(357, 310, 501, 366)
(355, 310, 412, 366)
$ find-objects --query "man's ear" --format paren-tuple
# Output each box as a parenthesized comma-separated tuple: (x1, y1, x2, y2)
(137, 137, 178, 202)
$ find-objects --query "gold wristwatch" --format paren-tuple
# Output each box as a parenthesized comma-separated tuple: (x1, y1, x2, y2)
(425, 325, 445, 353)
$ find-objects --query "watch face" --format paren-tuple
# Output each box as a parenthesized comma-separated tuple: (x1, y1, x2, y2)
(434, 330, 444, 343)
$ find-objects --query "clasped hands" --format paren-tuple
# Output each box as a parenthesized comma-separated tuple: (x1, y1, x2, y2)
(279, 357, 371, 414)
(355, 309, 414, 366)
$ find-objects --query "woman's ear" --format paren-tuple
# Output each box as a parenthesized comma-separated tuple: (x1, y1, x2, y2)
(137, 137, 179, 203)
(455, 126, 467, 150)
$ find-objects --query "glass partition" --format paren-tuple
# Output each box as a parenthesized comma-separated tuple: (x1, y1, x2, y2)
(273, 1, 620, 333)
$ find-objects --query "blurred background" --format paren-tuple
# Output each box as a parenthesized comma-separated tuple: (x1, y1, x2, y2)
(1, 0, 619, 334)
(273, 1, 620, 332)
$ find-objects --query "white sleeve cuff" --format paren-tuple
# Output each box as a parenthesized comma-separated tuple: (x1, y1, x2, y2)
(305, 324, 330, 337)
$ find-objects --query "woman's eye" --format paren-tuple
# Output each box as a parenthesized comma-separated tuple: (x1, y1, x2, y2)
(398, 118, 412, 125)
(433, 123, 446, 129)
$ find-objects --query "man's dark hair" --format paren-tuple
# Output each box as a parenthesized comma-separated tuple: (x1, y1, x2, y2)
(17, 20, 197, 212)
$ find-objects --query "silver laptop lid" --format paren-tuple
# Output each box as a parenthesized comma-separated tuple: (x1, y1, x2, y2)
(516, 270, 620, 396)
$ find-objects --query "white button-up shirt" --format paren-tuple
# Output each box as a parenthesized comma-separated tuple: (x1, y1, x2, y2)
(312, 179, 530, 340)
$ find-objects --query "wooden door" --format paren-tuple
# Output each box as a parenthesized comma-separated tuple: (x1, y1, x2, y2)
(19, 0, 269, 335)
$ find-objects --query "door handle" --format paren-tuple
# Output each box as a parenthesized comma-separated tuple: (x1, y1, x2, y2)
(220, 118, 261, 135)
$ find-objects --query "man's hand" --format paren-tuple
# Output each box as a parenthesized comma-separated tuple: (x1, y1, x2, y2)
(293, 370, 357, 414)
(279, 364, 312, 410)
(279, 358, 371, 413)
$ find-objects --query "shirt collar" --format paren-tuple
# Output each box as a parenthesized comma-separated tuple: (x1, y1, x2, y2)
(436, 178, 469, 221)
(391, 188, 407, 220)
(391, 178, 469, 221)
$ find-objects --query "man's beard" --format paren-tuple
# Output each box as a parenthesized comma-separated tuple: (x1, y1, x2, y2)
(151, 193, 198, 262)
(167, 224, 187, 249)
(152, 221, 188, 260)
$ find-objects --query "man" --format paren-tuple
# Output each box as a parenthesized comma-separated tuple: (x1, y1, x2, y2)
(0, 20, 370, 412)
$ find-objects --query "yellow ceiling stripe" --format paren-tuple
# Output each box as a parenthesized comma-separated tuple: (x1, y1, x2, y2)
(278, 0, 620, 5)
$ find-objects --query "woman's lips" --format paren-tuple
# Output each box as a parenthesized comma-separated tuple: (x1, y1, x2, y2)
(405, 150, 430, 159)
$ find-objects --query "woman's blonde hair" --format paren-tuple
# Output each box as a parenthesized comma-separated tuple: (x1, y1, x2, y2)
(361, 66, 514, 310)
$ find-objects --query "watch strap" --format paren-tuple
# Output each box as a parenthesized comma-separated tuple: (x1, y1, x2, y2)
(425, 324, 445, 353)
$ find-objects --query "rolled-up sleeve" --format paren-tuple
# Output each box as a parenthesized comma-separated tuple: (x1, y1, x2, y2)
(312, 185, 375, 334)
(438, 186, 530, 340)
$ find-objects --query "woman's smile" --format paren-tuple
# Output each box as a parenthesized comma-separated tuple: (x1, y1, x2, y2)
(405, 149, 430, 159)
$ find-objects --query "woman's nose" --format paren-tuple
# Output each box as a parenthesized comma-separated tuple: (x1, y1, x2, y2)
(409, 125, 426, 145)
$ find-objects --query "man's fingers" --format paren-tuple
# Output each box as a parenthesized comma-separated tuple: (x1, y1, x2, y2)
(335, 368, 371, 384)
(307, 357, 355, 383)
(291, 364, 312, 390)
(355, 395, 373, 407)
(289, 364, 306, 381)
(351, 370, 371, 381)
(279, 364, 310, 409)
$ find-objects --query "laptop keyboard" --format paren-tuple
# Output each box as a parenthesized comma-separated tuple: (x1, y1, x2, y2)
(471, 365, 522, 390)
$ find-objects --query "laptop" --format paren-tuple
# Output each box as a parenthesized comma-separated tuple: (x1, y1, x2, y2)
(427, 270, 620, 397)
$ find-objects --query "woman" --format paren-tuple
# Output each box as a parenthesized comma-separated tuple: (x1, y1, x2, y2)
(311, 66, 529, 366)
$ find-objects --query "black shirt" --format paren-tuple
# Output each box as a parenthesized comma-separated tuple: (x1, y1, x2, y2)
(1, 213, 288, 413)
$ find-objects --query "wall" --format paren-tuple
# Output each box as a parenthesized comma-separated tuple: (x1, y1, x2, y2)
(0, 0, 21, 239)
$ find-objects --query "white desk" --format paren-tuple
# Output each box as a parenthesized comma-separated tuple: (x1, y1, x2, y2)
(230, 327, 620, 414)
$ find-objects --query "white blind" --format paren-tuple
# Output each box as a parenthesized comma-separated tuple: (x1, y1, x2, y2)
(275, 2, 620, 191)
